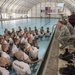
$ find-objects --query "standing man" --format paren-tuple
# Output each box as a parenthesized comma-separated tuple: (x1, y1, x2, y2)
(69, 12, 75, 28)
(57, 21, 71, 49)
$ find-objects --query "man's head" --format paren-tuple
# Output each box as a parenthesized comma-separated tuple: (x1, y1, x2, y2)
(4, 30, 8, 35)
(0, 38, 5, 44)
(34, 26, 37, 29)
(21, 43, 29, 52)
(17, 31, 21, 37)
(15, 51, 24, 61)
(57, 21, 64, 28)
(24, 42, 30, 52)
(0, 57, 7, 67)
(29, 27, 31, 30)
(12, 28, 15, 32)
(10, 33, 14, 38)
(23, 33, 26, 38)
(14, 38, 20, 45)
(28, 38, 33, 44)
(41, 26, 44, 29)
(24, 27, 27, 32)
(4, 35, 9, 41)
(26, 33, 31, 38)
(47, 27, 49, 31)
(2, 44, 8, 52)
(33, 40, 38, 47)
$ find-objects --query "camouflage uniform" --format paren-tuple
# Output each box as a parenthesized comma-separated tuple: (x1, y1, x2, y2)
(58, 25, 71, 48)
(67, 22, 74, 35)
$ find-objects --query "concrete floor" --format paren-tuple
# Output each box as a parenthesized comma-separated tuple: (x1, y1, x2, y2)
(42, 27, 60, 75)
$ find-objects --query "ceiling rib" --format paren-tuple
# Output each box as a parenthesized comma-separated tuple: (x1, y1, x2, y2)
(0, 0, 75, 14)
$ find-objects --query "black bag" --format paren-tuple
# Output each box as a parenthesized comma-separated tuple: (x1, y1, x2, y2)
(59, 65, 75, 75)
(59, 48, 73, 63)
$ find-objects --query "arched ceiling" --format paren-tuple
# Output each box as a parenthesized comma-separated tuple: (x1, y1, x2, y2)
(0, 0, 75, 14)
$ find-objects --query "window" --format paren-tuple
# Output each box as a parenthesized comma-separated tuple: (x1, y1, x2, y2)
(56, 3, 64, 8)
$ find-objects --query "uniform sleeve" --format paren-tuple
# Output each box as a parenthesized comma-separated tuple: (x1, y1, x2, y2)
(0, 67, 10, 75)
(24, 53, 29, 61)
(26, 64, 31, 75)
(59, 26, 71, 39)
(31, 34, 34, 40)
(1, 52, 10, 59)
(4, 40, 8, 44)
(21, 38, 26, 44)
(9, 38, 13, 44)
(33, 47, 38, 53)
(27, 43, 31, 48)
(21, 38, 23, 43)
(12, 45, 19, 54)
(67, 22, 74, 35)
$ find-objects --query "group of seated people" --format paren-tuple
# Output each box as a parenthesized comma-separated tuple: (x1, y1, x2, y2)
(0, 26, 51, 75)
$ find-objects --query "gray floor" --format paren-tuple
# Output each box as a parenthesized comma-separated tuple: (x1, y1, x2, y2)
(42, 27, 59, 75)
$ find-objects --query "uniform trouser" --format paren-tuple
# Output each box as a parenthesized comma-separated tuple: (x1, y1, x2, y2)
(58, 37, 70, 48)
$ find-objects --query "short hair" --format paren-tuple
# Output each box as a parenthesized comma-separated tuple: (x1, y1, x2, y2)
(27, 37, 32, 42)
(0, 57, 7, 66)
(2, 44, 8, 50)
(23, 33, 26, 36)
(14, 38, 19, 43)
(58, 21, 64, 24)
(21, 43, 28, 51)
(4, 34, 9, 38)
(0, 38, 3, 43)
(15, 50, 24, 61)
(17, 31, 21, 35)
(33, 40, 37, 45)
